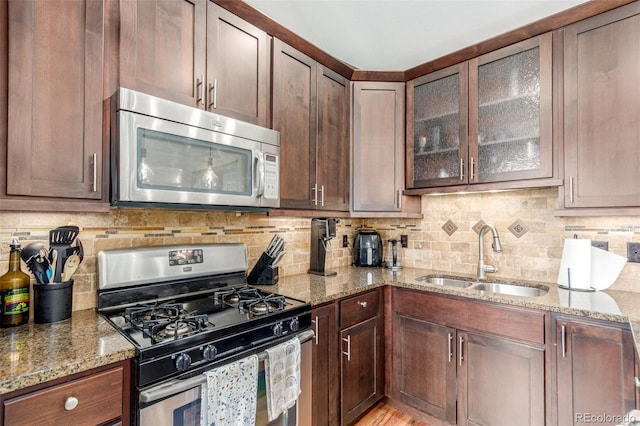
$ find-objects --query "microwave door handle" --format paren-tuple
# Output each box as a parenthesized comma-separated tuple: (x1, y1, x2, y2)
(254, 151, 265, 198)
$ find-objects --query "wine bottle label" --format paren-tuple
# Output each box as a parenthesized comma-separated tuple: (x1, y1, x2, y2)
(1, 288, 30, 316)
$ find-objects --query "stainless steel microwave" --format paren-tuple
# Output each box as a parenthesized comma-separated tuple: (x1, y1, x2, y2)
(110, 88, 280, 210)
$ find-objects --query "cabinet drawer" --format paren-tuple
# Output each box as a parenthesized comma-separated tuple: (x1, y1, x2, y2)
(340, 290, 380, 328)
(4, 367, 123, 425)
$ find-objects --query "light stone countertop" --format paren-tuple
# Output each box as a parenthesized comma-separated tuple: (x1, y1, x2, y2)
(0, 309, 136, 396)
(258, 265, 640, 357)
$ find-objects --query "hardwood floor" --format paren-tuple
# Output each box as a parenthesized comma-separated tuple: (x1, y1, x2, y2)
(354, 401, 429, 426)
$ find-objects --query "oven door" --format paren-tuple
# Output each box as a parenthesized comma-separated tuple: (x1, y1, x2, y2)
(139, 334, 312, 426)
(112, 108, 279, 209)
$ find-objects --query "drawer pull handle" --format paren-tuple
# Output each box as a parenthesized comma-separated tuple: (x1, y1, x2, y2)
(64, 396, 79, 411)
(357, 301, 367, 308)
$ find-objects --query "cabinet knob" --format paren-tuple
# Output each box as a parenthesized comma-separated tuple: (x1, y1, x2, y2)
(64, 396, 79, 411)
(357, 301, 367, 308)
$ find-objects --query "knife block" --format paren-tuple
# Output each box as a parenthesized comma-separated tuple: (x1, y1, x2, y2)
(247, 252, 279, 285)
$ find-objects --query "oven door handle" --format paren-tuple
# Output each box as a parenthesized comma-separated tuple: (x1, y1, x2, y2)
(139, 329, 315, 404)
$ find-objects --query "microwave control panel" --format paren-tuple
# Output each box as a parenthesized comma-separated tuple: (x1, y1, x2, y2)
(263, 154, 279, 200)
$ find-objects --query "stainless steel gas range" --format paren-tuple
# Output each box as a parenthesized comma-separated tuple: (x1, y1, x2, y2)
(97, 244, 312, 426)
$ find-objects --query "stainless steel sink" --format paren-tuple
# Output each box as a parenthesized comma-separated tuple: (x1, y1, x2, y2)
(416, 276, 474, 288)
(470, 282, 548, 297)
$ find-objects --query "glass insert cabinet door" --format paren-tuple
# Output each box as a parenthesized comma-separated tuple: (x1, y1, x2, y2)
(407, 33, 553, 189)
(469, 33, 553, 184)
(406, 62, 469, 188)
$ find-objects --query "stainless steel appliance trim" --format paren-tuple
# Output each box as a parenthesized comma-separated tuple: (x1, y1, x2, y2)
(139, 329, 314, 404)
(98, 243, 247, 290)
(116, 88, 279, 147)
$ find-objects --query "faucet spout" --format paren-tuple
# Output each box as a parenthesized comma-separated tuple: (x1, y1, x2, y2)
(477, 224, 502, 280)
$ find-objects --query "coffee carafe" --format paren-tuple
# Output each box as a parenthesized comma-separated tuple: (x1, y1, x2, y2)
(384, 238, 403, 270)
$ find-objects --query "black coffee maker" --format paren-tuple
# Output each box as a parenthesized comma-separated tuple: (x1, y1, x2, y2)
(353, 230, 383, 267)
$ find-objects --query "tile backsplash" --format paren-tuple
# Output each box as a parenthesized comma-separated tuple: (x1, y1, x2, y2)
(1, 187, 639, 311)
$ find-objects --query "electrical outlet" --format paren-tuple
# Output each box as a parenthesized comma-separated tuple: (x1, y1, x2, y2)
(591, 240, 608, 251)
(400, 234, 408, 248)
(342, 235, 349, 248)
(627, 242, 640, 263)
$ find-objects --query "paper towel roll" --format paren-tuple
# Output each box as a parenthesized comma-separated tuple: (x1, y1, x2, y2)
(590, 246, 627, 290)
(557, 238, 592, 290)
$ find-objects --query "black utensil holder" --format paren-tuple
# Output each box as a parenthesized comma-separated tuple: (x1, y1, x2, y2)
(247, 253, 279, 285)
(33, 280, 73, 323)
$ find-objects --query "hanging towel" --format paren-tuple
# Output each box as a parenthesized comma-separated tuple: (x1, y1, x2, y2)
(265, 337, 301, 422)
(200, 354, 258, 426)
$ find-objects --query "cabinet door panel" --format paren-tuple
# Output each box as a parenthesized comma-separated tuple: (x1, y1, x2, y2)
(470, 33, 553, 184)
(7, 0, 104, 199)
(392, 315, 456, 424)
(311, 304, 339, 426)
(563, 3, 640, 208)
(459, 331, 545, 426)
(119, 0, 206, 107)
(317, 66, 349, 211)
(556, 318, 636, 425)
(272, 39, 317, 210)
(207, 3, 269, 126)
(352, 82, 404, 211)
(407, 63, 468, 188)
(341, 316, 383, 425)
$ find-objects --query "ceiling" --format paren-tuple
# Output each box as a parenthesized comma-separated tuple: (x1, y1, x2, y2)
(244, 0, 590, 71)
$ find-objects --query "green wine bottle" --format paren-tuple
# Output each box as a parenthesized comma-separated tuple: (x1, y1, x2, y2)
(1, 238, 30, 327)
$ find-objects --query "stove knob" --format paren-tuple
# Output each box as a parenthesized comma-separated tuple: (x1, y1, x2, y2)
(175, 353, 192, 371)
(289, 317, 300, 332)
(202, 344, 217, 361)
(272, 322, 284, 337)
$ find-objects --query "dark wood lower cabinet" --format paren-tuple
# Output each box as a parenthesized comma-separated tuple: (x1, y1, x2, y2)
(340, 315, 384, 425)
(311, 303, 339, 426)
(555, 316, 637, 426)
(458, 331, 545, 426)
(392, 314, 456, 424)
(390, 288, 547, 426)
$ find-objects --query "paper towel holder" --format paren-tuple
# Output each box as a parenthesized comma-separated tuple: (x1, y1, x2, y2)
(558, 267, 596, 292)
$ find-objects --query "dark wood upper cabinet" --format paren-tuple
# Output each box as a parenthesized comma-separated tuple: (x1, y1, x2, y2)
(119, 0, 207, 107)
(272, 39, 349, 212)
(6, 0, 107, 201)
(119, 0, 269, 126)
(561, 1, 640, 210)
(352, 82, 407, 213)
(316, 65, 350, 212)
(206, 3, 270, 126)
(406, 33, 556, 193)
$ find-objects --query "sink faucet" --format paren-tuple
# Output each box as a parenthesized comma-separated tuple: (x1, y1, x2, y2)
(477, 224, 502, 280)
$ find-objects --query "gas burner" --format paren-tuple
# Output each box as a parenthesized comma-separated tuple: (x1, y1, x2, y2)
(124, 303, 211, 342)
(247, 300, 280, 315)
(159, 321, 194, 338)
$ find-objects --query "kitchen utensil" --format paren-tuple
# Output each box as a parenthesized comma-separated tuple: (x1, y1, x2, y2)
(49, 226, 79, 282)
(272, 250, 285, 267)
(20, 242, 50, 284)
(61, 254, 80, 282)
